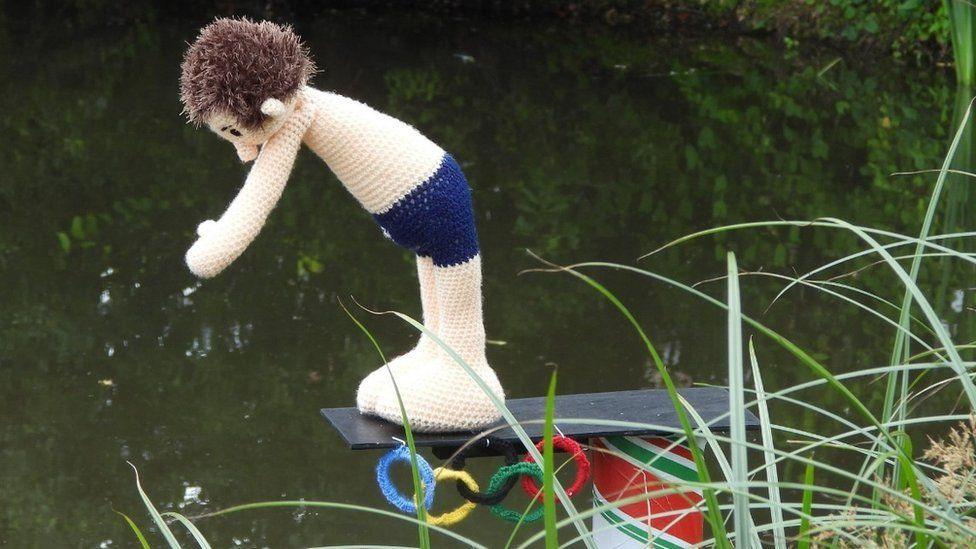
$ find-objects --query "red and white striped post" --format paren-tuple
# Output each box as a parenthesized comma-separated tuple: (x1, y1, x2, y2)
(590, 436, 703, 548)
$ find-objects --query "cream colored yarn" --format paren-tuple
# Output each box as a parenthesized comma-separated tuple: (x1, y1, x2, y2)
(186, 86, 504, 432)
(302, 88, 446, 214)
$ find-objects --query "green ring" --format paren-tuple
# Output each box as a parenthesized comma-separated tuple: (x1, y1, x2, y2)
(489, 462, 546, 523)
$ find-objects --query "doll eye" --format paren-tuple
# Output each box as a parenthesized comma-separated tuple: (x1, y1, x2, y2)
(219, 125, 243, 137)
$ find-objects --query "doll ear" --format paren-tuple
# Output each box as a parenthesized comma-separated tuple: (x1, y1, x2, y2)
(260, 98, 287, 117)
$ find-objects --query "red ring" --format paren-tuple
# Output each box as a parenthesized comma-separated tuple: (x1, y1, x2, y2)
(520, 436, 590, 498)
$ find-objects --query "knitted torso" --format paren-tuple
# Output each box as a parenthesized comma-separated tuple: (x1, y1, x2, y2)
(302, 87, 479, 267)
(302, 88, 445, 214)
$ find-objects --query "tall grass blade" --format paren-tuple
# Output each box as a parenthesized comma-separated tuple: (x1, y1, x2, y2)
(540, 262, 731, 547)
(798, 461, 815, 549)
(640, 221, 976, 264)
(114, 510, 150, 549)
(543, 369, 558, 548)
(679, 395, 762, 547)
(190, 500, 485, 547)
(162, 511, 212, 549)
(127, 461, 181, 549)
(748, 341, 788, 549)
(947, 0, 975, 86)
(722, 270, 941, 347)
(881, 94, 975, 492)
(340, 302, 430, 548)
(726, 252, 751, 547)
(894, 432, 928, 548)
(823, 217, 976, 408)
(767, 232, 976, 311)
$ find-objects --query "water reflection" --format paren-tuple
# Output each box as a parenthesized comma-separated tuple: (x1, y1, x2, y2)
(0, 11, 972, 546)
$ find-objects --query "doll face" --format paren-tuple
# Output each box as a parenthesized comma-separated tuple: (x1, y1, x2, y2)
(205, 96, 297, 146)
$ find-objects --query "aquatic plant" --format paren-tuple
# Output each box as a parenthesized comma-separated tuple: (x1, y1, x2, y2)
(947, 0, 976, 85)
(813, 416, 976, 547)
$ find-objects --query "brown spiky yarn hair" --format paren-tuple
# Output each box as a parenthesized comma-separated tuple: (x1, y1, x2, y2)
(180, 17, 315, 129)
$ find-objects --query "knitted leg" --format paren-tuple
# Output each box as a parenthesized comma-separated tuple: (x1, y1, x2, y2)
(415, 255, 440, 354)
(370, 254, 504, 432)
(356, 255, 440, 413)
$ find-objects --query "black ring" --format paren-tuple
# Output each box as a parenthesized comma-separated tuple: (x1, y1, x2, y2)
(449, 438, 520, 506)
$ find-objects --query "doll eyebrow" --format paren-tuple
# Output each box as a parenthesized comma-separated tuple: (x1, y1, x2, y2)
(220, 125, 230, 131)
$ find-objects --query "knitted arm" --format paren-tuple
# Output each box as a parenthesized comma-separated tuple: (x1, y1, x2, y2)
(185, 103, 315, 278)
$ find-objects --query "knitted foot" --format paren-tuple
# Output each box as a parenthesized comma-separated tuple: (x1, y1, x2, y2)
(368, 354, 505, 433)
(356, 340, 433, 413)
(359, 255, 441, 414)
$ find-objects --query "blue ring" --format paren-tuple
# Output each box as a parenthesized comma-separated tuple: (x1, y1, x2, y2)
(375, 445, 436, 513)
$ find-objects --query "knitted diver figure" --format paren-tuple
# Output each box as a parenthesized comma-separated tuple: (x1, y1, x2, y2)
(179, 18, 504, 432)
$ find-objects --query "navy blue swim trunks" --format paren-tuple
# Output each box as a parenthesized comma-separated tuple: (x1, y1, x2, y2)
(373, 154, 480, 267)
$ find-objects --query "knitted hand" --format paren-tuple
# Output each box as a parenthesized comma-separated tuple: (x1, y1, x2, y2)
(185, 99, 315, 278)
(196, 219, 219, 237)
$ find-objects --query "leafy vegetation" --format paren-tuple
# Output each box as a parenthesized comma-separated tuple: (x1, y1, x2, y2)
(742, 0, 952, 63)
(4, 0, 971, 65)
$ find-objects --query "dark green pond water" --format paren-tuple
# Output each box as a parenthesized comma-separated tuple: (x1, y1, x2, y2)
(2, 9, 974, 547)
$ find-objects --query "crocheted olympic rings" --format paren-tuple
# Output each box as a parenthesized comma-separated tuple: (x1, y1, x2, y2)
(375, 445, 436, 513)
(489, 462, 546, 523)
(520, 436, 590, 498)
(374, 438, 590, 525)
(450, 438, 520, 506)
(426, 468, 479, 526)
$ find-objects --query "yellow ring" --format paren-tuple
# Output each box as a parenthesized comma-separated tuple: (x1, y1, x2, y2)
(426, 467, 479, 527)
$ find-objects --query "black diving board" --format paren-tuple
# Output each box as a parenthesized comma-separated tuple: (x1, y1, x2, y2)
(321, 387, 759, 458)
